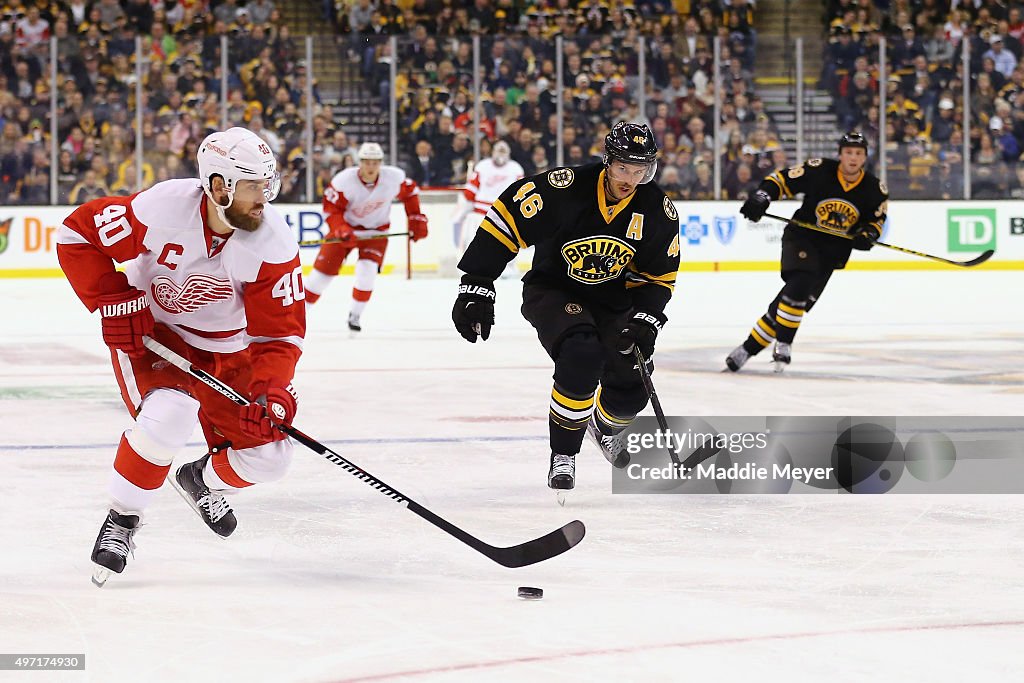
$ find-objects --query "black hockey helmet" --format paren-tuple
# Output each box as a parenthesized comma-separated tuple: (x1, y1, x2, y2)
(838, 131, 869, 153)
(604, 121, 659, 183)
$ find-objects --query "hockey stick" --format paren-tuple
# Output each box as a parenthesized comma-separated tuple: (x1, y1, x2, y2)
(763, 212, 994, 268)
(632, 346, 721, 473)
(142, 336, 585, 568)
(298, 232, 409, 247)
(633, 346, 679, 466)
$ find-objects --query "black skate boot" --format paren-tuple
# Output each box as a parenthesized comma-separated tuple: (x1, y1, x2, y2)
(348, 312, 362, 333)
(772, 342, 792, 373)
(586, 416, 630, 468)
(91, 509, 140, 587)
(548, 452, 575, 506)
(171, 454, 237, 538)
(725, 345, 751, 372)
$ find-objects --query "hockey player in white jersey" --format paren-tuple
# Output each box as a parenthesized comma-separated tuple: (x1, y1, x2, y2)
(451, 141, 524, 273)
(304, 142, 429, 331)
(56, 127, 306, 586)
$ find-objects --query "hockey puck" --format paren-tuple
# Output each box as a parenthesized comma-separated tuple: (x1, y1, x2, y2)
(517, 586, 543, 600)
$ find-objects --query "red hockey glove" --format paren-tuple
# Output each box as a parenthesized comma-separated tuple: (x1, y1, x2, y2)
(408, 213, 429, 242)
(327, 220, 357, 247)
(97, 271, 155, 358)
(240, 382, 298, 442)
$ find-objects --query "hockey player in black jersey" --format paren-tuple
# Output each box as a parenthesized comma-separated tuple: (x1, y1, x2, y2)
(726, 132, 888, 372)
(452, 122, 681, 495)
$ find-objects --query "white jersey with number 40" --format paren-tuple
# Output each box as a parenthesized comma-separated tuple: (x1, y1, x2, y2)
(56, 178, 305, 356)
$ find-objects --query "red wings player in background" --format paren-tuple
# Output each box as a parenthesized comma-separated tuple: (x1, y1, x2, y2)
(56, 127, 306, 586)
(304, 142, 428, 332)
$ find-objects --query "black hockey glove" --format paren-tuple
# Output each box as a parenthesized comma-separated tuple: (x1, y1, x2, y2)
(850, 223, 881, 251)
(740, 189, 771, 222)
(616, 310, 667, 359)
(452, 275, 496, 343)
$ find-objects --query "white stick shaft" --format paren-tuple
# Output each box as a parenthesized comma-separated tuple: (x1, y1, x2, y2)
(142, 336, 191, 372)
(142, 336, 250, 406)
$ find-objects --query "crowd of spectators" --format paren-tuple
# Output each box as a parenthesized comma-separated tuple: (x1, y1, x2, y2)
(822, 0, 1024, 199)
(0, 0, 348, 205)
(1, 0, 776, 207)
(337, 0, 776, 200)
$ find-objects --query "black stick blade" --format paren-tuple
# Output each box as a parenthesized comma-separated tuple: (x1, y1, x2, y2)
(960, 249, 995, 267)
(488, 520, 586, 568)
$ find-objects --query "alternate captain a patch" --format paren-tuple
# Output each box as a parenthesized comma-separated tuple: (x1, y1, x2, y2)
(560, 236, 635, 284)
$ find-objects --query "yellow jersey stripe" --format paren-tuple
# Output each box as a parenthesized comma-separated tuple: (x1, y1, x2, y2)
(493, 199, 526, 249)
(767, 174, 792, 199)
(625, 280, 675, 292)
(549, 410, 587, 429)
(627, 265, 678, 283)
(778, 301, 804, 315)
(750, 327, 772, 347)
(552, 389, 594, 410)
(596, 401, 631, 426)
(479, 218, 519, 254)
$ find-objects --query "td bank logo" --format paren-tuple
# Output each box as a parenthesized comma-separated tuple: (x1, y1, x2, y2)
(0, 217, 11, 254)
(947, 209, 996, 252)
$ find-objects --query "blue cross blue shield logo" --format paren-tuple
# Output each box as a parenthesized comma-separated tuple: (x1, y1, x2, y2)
(683, 215, 708, 245)
(714, 216, 737, 245)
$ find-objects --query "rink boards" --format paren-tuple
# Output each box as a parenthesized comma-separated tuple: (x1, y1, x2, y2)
(0, 196, 1019, 276)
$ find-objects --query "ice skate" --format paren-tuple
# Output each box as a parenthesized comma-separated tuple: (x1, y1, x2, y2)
(586, 417, 629, 468)
(91, 509, 140, 587)
(724, 345, 751, 372)
(772, 342, 791, 373)
(347, 312, 362, 334)
(171, 455, 237, 538)
(548, 452, 575, 505)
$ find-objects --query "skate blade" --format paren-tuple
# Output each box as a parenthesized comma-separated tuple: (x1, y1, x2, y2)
(556, 490, 568, 507)
(772, 361, 788, 374)
(167, 473, 230, 540)
(91, 566, 112, 588)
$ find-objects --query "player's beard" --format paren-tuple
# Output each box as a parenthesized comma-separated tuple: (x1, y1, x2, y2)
(225, 201, 264, 232)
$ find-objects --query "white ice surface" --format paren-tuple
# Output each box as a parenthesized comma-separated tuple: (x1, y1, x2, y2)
(1, 270, 1023, 683)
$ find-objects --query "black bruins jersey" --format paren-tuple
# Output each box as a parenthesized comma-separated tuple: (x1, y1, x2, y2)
(458, 163, 681, 314)
(761, 157, 888, 267)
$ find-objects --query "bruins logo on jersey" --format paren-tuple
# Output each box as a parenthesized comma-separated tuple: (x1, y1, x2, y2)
(808, 158, 823, 167)
(663, 196, 678, 221)
(561, 236, 635, 284)
(814, 199, 860, 231)
(548, 168, 574, 188)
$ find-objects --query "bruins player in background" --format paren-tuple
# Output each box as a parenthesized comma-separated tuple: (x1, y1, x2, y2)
(452, 122, 681, 495)
(726, 132, 888, 372)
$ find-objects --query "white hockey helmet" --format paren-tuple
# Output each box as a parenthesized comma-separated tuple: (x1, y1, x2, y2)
(197, 127, 280, 203)
(492, 140, 511, 164)
(357, 142, 385, 161)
